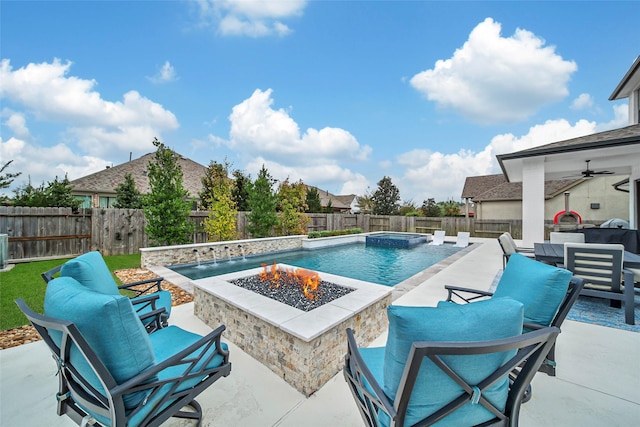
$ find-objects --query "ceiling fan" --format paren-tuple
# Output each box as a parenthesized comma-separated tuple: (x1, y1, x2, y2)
(566, 160, 614, 179)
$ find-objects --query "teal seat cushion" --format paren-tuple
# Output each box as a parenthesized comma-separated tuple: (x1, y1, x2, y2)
(60, 251, 119, 295)
(44, 276, 156, 409)
(493, 253, 572, 326)
(383, 298, 524, 427)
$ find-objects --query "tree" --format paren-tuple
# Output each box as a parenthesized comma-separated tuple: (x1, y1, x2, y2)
(201, 161, 238, 241)
(356, 188, 374, 214)
(0, 160, 21, 203)
(246, 165, 279, 238)
(305, 186, 322, 213)
(420, 198, 441, 217)
(371, 176, 400, 215)
(199, 159, 232, 209)
(232, 169, 251, 211)
(12, 175, 80, 208)
(113, 173, 143, 209)
(143, 138, 194, 246)
(277, 179, 309, 235)
(440, 199, 462, 217)
(398, 199, 418, 216)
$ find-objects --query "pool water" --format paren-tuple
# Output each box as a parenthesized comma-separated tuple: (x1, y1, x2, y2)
(170, 242, 464, 287)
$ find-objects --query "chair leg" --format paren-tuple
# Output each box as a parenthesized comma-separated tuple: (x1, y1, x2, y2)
(173, 400, 203, 426)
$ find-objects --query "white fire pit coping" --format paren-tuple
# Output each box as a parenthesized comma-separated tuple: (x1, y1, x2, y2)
(191, 264, 392, 342)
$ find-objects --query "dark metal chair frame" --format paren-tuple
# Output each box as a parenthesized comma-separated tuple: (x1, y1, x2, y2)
(497, 233, 535, 269)
(564, 243, 635, 325)
(15, 298, 231, 427)
(444, 276, 585, 376)
(344, 326, 560, 427)
(41, 264, 170, 332)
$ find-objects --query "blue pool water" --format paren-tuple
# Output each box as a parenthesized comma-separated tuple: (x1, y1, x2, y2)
(169, 242, 464, 286)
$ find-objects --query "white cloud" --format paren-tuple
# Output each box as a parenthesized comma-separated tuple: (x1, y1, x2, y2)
(595, 103, 629, 131)
(196, 0, 306, 37)
(215, 88, 371, 194)
(410, 18, 577, 124)
(0, 59, 180, 192)
(147, 61, 177, 83)
(2, 109, 31, 140)
(395, 117, 600, 202)
(570, 93, 594, 110)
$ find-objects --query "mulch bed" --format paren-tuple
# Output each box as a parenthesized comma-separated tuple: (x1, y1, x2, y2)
(0, 269, 192, 350)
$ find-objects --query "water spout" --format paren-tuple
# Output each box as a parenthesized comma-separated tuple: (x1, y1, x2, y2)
(224, 246, 231, 261)
(193, 249, 201, 266)
(238, 244, 246, 260)
(209, 247, 217, 264)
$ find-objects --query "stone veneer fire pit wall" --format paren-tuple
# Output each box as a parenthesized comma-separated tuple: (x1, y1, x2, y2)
(193, 264, 392, 397)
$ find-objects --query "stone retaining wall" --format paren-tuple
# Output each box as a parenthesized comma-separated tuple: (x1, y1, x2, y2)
(140, 235, 306, 268)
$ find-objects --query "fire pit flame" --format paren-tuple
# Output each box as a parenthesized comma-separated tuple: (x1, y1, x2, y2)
(259, 262, 322, 301)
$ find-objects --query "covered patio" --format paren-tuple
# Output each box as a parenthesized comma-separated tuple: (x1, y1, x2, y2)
(2, 237, 638, 426)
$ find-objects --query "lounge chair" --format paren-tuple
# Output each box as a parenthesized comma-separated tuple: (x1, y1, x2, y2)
(42, 251, 172, 332)
(498, 232, 534, 268)
(444, 253, 584, 377)
(564, 242, 635, 325)
(429, 230, 445, 245)
(454, 231, 470, 248)
(15, 276, 231, 427)
(549, 232, 585, 244)
(343, 297, 560, 427)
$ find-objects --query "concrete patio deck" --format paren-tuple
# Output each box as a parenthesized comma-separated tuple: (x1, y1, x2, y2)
(1, 238, 638, 426)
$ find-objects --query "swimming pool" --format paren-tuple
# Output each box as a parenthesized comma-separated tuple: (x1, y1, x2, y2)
(169, 242, 464, 287)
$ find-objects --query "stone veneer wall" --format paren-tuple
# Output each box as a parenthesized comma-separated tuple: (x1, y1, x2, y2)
(140, 235, 306, 268)
(194, 287, 391, 397)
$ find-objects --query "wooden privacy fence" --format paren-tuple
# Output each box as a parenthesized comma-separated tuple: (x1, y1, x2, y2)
(1, 206, 529, 262)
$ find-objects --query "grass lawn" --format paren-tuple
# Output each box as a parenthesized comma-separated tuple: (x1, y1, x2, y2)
(0, 254, 142, 330)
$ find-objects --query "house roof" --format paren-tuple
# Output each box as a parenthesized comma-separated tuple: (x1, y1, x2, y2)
(70, 152, 207, 197)
(496, 123, 640, 182)
(472, 178, 581, 202)
(460, 174, 507, 199)
(311, 187, 356, 210)
(609, 55, 640, 100)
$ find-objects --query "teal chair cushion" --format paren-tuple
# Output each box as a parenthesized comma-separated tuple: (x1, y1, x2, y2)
(60, 251, 119, 295)
(493, 253, 572, 326)
(382, 298, 524, 427)
(132, 290, 173, 321)
(44, 276, 156, 409)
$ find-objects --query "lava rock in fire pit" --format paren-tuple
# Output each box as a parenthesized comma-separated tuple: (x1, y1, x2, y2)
(230, 272, 354, 312)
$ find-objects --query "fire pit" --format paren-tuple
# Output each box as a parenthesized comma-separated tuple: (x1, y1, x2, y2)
(193, 264, 392, 396)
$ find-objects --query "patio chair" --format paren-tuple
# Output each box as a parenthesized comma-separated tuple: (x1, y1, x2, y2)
(343, 298, 560, 427)
(444, 253, 584, 376)
(41, 251, 172, 332)
(429, 230, 446, 245)
(454, 231, 470, 248)
(498, 232, 535, 268)
(15, 276, 231, 427)
(549, 232, 585, 244)
(564, 242, 635, 325)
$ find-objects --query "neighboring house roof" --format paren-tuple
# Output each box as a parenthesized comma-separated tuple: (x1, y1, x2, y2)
(312, 187, 356, 210)
(472, 179, 582, 202)
(70, 152, 207, 198)
(609, 55, 640, 100)
(460, 174, 507, 199)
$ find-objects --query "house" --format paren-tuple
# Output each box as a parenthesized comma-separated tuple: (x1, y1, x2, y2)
(70, 152, 208, 208)
(497, 56, 640, 245)
(311, 187, 359, 213)
(461, 174, 629, 223)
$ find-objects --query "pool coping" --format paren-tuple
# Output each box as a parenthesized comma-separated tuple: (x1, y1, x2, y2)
(148, 240, 482, 302)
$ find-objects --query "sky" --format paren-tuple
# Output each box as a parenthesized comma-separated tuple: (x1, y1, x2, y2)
(1, 1, 639, 204)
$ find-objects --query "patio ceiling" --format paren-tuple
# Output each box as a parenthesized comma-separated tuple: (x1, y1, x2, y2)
(497, 124, 640, 182)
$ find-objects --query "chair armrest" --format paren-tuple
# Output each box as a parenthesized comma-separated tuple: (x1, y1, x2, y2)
(344, 329, 395, 423)
(138, 307, 168, 333)
(117, 277, 164, 296)
(444, 285, 493, 303)
(515, 248, 535, 254)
